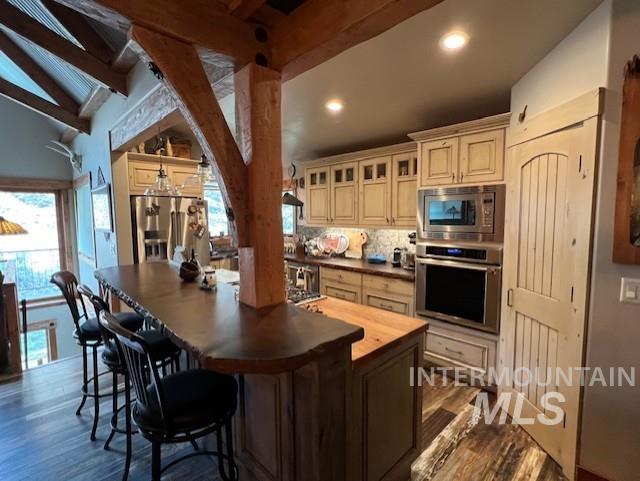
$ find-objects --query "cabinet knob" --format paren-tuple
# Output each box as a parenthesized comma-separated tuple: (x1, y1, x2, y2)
(452, 172, 455, 182)
(460, 172, 464, 181)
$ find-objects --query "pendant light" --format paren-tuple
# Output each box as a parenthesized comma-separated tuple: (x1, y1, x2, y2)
(181, 155, 215, 190)
(144, 163, 181, 196)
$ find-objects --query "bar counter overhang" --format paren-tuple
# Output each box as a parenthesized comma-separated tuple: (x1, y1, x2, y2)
(96, 263, 426, 481)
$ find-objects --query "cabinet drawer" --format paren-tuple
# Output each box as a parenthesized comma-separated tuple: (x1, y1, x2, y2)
(325, 285, 359, 303)
(363, 274, 413, 296)
(320, 267, 362, 286)
(425, 329, 488, 371)
(364, 293, 411, 315)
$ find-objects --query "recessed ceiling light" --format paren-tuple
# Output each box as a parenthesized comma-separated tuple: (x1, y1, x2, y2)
(440, 31, 468, 51)
(326, 100, 344, 113)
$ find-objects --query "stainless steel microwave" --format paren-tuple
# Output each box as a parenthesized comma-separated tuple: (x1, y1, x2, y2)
(417, 184, 505, 243)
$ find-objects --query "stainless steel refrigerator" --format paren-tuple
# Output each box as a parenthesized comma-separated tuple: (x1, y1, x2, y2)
(131, 196, 210, 265)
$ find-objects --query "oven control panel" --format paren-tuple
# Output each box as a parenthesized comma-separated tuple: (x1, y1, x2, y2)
(417, 242, 503, 265)
(425, 245, 488, 260)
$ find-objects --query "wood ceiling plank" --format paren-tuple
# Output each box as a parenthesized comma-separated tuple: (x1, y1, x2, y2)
(270, 0, 445, 80)
(54, 0, 269, 69)
(227, 0, 268, 20)
(0, 30, 79, 112)
(0, 0, 127, 95)
(0, 76, 90, 133)
(130, 25, 249, 245)
(42, 0, 114, 65)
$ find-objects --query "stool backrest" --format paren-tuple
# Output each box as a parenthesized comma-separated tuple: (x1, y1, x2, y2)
(78, 284, 115, 353)
(99, 310, 171, 433)
(50, 271, 89, 337)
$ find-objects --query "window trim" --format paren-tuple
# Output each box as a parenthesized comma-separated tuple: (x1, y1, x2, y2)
(20, 318, 58, 367)
(0, 181, 72, 301)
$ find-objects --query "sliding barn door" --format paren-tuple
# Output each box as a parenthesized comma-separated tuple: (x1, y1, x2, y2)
(500, 111, 599, 480)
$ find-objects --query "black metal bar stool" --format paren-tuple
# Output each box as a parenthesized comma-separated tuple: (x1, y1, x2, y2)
(79, 284, 182, 481)
(50, 271, 144, 441)
(100, 311, 239, 481)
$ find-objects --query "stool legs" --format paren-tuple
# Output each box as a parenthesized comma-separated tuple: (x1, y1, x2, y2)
(75, 344, 88, 416)
(151, 441, 161, 481)
(104, 370, 118, 450)
(90, 345, 100, 441)
(123, 374, 133, 481)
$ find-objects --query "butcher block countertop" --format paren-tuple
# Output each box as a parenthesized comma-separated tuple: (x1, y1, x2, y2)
(284, 253, 415, 281)
(303, 297, 427, 366)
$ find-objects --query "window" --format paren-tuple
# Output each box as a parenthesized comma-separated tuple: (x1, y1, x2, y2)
(203, 184, 229, 237)
(0, 191, 64, 300)
(282, 189, 296, 236)
(21, 320, 58, 369)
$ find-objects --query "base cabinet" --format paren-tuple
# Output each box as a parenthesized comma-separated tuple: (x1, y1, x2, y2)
(423, 319, 498, 385)
(362, 274, 414, 316)
(320, 267, 363, 303)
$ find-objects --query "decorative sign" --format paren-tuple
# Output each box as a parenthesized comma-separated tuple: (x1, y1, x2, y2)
(91, 184, 113, 232)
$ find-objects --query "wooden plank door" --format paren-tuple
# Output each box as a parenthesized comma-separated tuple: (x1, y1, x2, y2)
(500, 117, 598, 480)
(391, 151, 418, 227)
(306, 166, 330, 225)
(359, 156, 392, 226)
(330, 162, 358, 225)
(419, 138, 458, 186)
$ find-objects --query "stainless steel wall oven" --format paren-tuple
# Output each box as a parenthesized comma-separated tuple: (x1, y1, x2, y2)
(415, 243, 502, 333)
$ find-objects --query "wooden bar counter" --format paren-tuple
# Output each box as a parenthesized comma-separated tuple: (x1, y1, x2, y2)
(95, 263, 426, 481)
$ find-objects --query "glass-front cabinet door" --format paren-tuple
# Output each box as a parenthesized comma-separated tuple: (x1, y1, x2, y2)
(330, 162, 358, 225)
(306, 166, 330, 224)
(391, 151, 418, 227)
(359, 156, 391, 226)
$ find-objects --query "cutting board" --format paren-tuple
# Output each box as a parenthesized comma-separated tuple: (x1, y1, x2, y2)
(345, 231, 368, 259)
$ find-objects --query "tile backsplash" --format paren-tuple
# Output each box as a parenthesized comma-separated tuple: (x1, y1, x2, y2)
(298, 226, 415, 259)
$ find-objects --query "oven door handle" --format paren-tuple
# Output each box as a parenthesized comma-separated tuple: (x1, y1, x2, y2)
(416, 257, 501, 272)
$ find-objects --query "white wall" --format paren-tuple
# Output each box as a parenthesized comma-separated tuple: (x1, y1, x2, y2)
(71, 61, 161, 288)
(580, 1, 640, 480)
(0, 96, 72, 180)
(510, 2, 640, 480)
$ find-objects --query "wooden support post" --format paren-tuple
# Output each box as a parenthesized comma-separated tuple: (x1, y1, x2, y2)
(235, 63, 286, 308)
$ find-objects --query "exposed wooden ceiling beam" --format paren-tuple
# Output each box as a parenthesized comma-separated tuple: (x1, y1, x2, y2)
(42, 0, 114, 65)
(227, 0, 267, 20)
(0, 0, 127, 95)
(0, 77, 90, 133)
(53, 0, 269, 69)
(270, 0, 445, 81)
(0, 30, 79, 112)
(131, 25, 250, 244)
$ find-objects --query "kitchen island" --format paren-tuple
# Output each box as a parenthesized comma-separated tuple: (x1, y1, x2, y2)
(96, 263, 426, 481)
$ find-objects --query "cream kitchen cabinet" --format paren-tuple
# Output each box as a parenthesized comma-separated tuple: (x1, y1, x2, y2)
(458, 129, 505, 184)
(330, 162, 358, 225)
(306, 166, 331, 224)
(166, 165, 202, 196)
(320, 267, 362, 303)
(126, 154, 201, 196)
(391, 151, 418, 226)
(410, 113, 510, 188)
(419, 138, 458, 187)
(358, 156, 392, 226)
(362, 274, 414, 316)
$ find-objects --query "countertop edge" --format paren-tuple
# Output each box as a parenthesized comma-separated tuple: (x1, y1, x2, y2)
(285, 254, 415, 281)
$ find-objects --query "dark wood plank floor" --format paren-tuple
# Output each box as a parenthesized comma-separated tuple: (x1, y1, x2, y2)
(0, 355, 565, 481)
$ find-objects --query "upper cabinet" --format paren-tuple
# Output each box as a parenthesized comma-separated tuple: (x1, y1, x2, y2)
(330, 162, 358, 225)
(419, 138, 458, 186)
(410, 113, 510, 188)
(391, 151, 418, 226)
(125, 154, 202, 196)
(306, 166, 330, 224)
(304, 143, 418, 228)
(359, 156, 392, 225)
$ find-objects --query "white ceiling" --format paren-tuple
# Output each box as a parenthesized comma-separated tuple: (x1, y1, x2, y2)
(279, 0, 602, 165)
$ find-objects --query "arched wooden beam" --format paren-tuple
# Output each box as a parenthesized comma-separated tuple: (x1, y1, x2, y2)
(132, 26, 286, 308)
(131, 25, 249, 246)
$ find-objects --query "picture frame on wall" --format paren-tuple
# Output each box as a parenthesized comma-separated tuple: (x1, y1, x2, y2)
(91, 183, 113, 232)
(613, 55, 640, 264)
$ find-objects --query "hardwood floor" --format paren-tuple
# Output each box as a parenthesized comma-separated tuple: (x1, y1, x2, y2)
(0, 355, 566, 481)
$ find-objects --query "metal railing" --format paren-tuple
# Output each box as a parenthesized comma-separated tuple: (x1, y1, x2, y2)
(0, 248, 61, 300)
